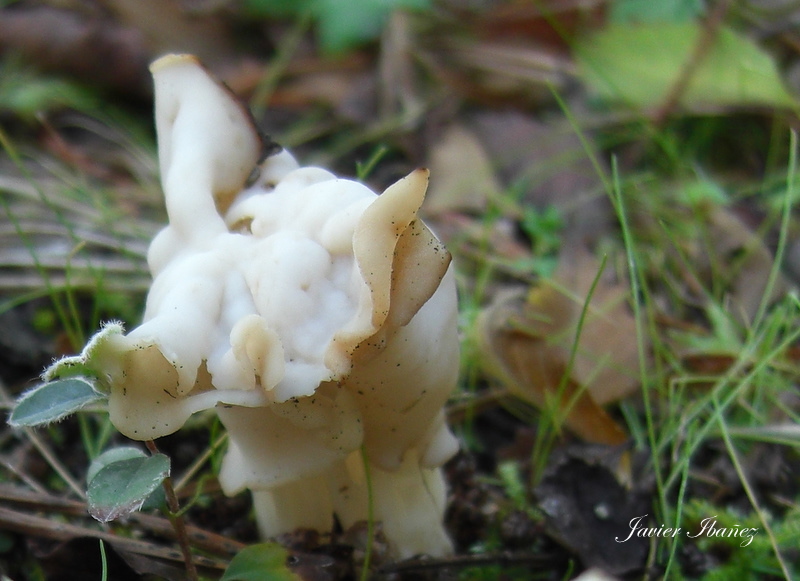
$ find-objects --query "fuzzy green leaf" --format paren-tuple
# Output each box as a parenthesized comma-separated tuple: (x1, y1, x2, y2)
(577, 24, 798, 110)
(8, 378, 103, 427)
(221, 543, 300, 581)
(42, 323, 124, 387)
(87, 447, 147, 483)
(87, 454, 170, 523)
(88, 447, 166, 512)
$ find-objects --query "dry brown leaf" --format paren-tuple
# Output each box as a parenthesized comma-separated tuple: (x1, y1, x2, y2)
(539, 248, 642, 405)
(477, 249, 642, 446)
(425, 124, 503, 215)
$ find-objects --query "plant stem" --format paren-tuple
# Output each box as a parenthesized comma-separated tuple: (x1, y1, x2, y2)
(146, 440, 198, 581)
(99, 539, 108, 581)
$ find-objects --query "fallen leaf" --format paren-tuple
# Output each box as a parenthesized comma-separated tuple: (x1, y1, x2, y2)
(477, 249, 641, 446)
(577, 23, 798, 110)
(425, 124, 502, 215)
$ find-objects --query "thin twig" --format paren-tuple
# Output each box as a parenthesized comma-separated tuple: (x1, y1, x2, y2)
(376, 550, 563, 576)
(0, 505, 229, 571)
(0, 482, 245, 557)
(615, 0, 735, 171)
(0, 452, 47, 493)
(146, 440, 199, 581)
(651, 0, 733, 127)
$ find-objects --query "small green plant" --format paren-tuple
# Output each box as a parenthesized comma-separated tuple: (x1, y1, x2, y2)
(7, 372, 304, 581)
(8, 376, 197, 576)
(679, 499, 800, 580)
(517, 204, 563, 278)
(520, 205, 563, 257)
(8, 377, 169, 516)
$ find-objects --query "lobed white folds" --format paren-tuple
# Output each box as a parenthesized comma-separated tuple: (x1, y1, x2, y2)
(47, 54, 460, 558)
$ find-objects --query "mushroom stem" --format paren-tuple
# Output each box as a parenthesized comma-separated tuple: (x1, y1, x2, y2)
(359, 444, 375, 581)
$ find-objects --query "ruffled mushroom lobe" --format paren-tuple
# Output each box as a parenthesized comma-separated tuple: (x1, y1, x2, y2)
(148, 54, 263, 270)
(327, 168, 452, 375)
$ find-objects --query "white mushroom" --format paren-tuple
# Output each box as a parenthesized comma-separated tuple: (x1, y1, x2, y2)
(46, 54, 459, 558)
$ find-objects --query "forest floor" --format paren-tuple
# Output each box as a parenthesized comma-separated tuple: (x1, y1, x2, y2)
(1, 1, 800, 579)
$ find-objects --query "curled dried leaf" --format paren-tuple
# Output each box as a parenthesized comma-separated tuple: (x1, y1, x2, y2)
(477, 250, 641, 446)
